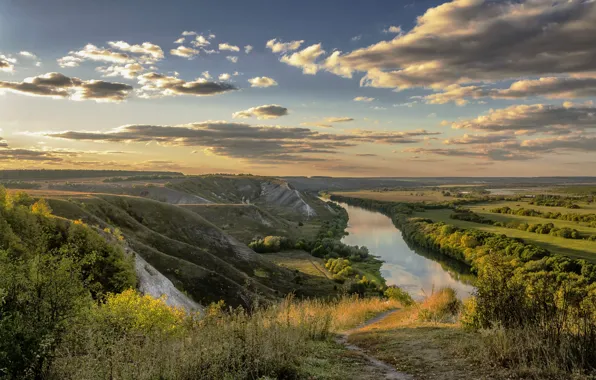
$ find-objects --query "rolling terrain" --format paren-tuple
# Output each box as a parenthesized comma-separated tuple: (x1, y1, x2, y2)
(6, 174, 340, 310)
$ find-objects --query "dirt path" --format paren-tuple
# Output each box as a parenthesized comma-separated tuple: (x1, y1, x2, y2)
(336, 311, 414, 380)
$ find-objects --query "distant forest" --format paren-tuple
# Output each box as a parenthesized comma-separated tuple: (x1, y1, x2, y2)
(0, 170, 184, 180)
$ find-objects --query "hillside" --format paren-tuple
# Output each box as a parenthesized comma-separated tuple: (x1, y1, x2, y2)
(47, 194, 338, 308)
(181, 203, 295, 243)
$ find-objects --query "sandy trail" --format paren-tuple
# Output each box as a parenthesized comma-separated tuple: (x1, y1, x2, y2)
(337, 310, 414, 380)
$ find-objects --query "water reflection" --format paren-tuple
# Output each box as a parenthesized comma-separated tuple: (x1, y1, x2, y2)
(338, 202, 475, 300)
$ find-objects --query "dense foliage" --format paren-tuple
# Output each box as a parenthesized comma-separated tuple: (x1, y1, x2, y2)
(451, 209, 594, 240)
(530, 195, 581, 208)
(0, 188, 136, 379)
(491, 206, 596, 227)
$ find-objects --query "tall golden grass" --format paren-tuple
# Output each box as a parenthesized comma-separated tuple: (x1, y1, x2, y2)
(47, 291, 401, 380)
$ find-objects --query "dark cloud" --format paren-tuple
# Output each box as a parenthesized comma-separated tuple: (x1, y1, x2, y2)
(448, 104, 596, 134)
(47, 121, 439, 164)
(0, 72, 132, 102)
(233, 105, 289, 119)
(426, 77, 596, 105)
(137, 72, 237, 97)
(0, 59, 14, 72)
(313, 0, 596, 90)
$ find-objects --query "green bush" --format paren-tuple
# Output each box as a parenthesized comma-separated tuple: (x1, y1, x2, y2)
(384, 286, 414, 306)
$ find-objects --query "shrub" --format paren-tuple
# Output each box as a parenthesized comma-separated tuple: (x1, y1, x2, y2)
(417, 287, 462, 323)
(384, 286, 414, 306)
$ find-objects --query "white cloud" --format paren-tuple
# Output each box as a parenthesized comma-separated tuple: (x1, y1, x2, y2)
(96, 63, 144, 79)
(58, 44, 134, 68)
(191, 35, 211, 47)
(279, 43, 325, 75)
(181, 31, 197, 36)
(19, 51, 37, 59)
(107, 41, 164, 63)
(174, 37, 185, 44)
(226, 56, 238, 63)
(265, 39, 304, 53)
(247, 76, 278, 88)
(219, 43, 240, 52)
(170, 45, 200, 59)
(353, 96, 374, 102)
(383, 25, 402, 34)
(244, 45, 253, 54)
(218, 73, 231, 81)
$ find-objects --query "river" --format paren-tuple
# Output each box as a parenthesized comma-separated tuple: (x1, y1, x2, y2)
(337, 202, 475, 299)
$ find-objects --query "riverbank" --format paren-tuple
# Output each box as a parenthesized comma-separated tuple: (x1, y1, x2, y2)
(337, 201, 474, 298)
(330, 193, 596, 377)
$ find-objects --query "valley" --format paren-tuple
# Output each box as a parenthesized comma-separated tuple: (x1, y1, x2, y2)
(2, 171, 596, 379)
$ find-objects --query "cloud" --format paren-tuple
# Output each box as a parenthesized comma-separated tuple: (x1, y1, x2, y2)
(426, 77, 596, 105)
(96, 63, 144, 79)
(301, 117, 354, 128)
(383, 26, 402, 34)
(232, 104, 289, 119)
(19, 51, 37, 59)
(279, 44, 325, 75)
(0, 59, 13, 72)
(170, 45, 200, 59)
(404, 147, 535, 161)
(107, 41, 164, 63)
(266, 39, 304, 53)
(191, 34, 213, 47)
(248, 76, 278, 87)
(315, 0, 596, 90)
(226, 56, 238, 63)
(174, 37, 185, 44)
(244, 45, 253, 54)
(351, 35, 362, 42)
(443, 133, 516, 145)
(137, 72, 237, 98)
(219, 43, 240, 52)
(353, 96, 374, 102)
(218, 73, 231, 81)
(58, 44, 134, 68)
(181, 31, 197, 36)
(46, 121, 440, 164)
(449, 104, 596, 134)
(324, 117, 353, 123)
(0, 72, 132, 102)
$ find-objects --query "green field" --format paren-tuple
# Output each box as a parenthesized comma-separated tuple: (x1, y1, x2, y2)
(473, 199, 596, 215)
(414, 208, 596, 263)
(468, 203, 596, 235)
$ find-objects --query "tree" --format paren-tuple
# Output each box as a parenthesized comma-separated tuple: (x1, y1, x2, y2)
(31, 199, 52, 216)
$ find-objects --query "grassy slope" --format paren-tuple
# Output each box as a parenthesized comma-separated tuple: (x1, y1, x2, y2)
(181, 204, 298, 243)
(413, 208, 596, 262)
(46, 194, 341, 306)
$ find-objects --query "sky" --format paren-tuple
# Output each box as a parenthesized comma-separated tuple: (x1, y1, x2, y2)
(1, 0, 596, 177)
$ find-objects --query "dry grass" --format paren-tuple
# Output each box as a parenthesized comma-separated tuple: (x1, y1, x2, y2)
(48, 293, 401, 380)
